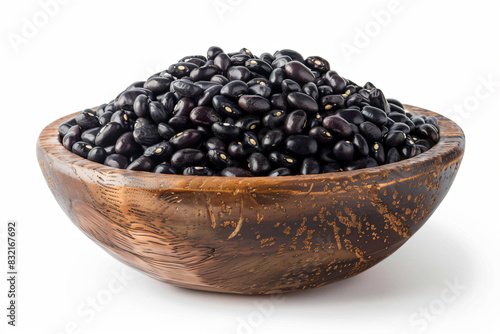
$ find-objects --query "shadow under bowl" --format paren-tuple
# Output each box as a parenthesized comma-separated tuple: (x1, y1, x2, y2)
(37, 105, 465, 295)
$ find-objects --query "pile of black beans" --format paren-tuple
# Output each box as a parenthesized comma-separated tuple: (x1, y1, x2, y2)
(59, 47, 440, 177)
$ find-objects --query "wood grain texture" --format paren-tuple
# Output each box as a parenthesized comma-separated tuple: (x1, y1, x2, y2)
(37, 105, 465, 294)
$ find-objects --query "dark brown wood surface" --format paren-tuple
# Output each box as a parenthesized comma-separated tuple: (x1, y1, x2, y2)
(37, 105, 465, 294)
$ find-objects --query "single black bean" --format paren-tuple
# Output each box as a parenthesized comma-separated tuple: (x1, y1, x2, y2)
(134, 117, 153, 130)
(207, 149, 232, 169)
(361, 106, 387, 126)
(95, 122, 124, 147)
(157, 123, 177, 140)
(170, 148, 205, 169)
(87, 146, 107, 164)
(425, 116, 438, 126)
(127, 156, 155, 172)
(221, 80, 249, 98)
(212, 95, 244, 117)
(71, 141, 94, 158)
(190, 106, 222, 126)
(318, 85, 334, 97)
(389, 103, 406, 114)
(245, 59, 273, 76)
(210, 74, 229, 85)
(261, 129, 285, 151)
(205, 137, 226, 151)
(268, 151, 298, 168)
(104, 153, 129, 169)
(189, 65, 219, 82)
(117, 88, 153, 110)
(384, 130, 407, 147)
(371, 142, 385, 164)
(336, 108, 365, 125)
(353, 133, 369, 156)
(160, 92, 177, 114)
(412, 116, 425, 126)
(144, 77, 172, 95)
(235, 115, 260, 131)
(249, 84, 272, 98)
(268, 167, 292, 176)
(368, 88, 391, 114)
(387, 98, 404, 109)
(58, 122, 73, 137)
(284, 135, 318, 157)
(274, 49, 304, 63)
(333, 140, 354, 162)
(98, 112, 113, 126)
(322, 162, 343, 173)
(115, 132, 143, 156)
(319, 94, 345, 111)
(359, 121, 383, 142)
(226, 66, 252, 82)
(182, 166, 213, 176)
(168, 115, 193, 130)
(269, 93, 288, 111)
(75, 109, 100, 130)
(269, 68, 285, 93)
(302, 82, 319, 101)
(248, 152, 271, 175)
(271, 56, 292, 69)
(417, 124, 440, 143)
(221, 167, 253, 177)
(308, 126, 334, 144)
(400, 137, 417, 159)
(281, 79, 301, 94)
(284, 110, 308, 135)
(242, 131, 261, 151)
(284, 61, 315, 85)
(214, 52, 231, 72)
(197, 84, 222, 106)
(207, 46, 223, 60)
(323, 115, 353, 139)
(344, 157, 378, 171)
(386, 147, 401, 164)
(81, 127, 100, 146)
(287, 92, 319, 114)
(132, 124, 161, 145)
(133, 94, 150, 118)
(169, 129, 202, 149)
(324, 71, 347, 93)
(171, 80, 204, 97)
(211, 122, 241, 140)
(110, 110, 130, 129)
(391, 122, 411, 134)
(300, 157, 321, 175)
(388, 112, 408, 123)
(154, 162, 178, 174)
(167, 62, 198, 78)
(228, 141, 253, 159)
(143, 141, 175, 162)
(238, 95, 271, 114)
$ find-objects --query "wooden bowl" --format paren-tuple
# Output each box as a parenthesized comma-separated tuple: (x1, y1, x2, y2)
(37, 105, 465, 295)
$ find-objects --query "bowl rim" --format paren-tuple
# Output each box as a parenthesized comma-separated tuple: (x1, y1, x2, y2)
(37, 104, 465, 187)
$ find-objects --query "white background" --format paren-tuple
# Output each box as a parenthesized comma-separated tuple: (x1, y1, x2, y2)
(1, 0, 499, 333)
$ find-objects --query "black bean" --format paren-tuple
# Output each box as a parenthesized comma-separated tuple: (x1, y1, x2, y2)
(157, 123, 177, 140)
(400, 137, 417, 159)
(214, 52, 231, 72)
(268, 167, 292, 176)
(197, 84, 222, 107)
(110, 110, 130, 129)
(169, 129, 202, 149)
(323, 116, 353, 139)
(115, 132, 143, 156)
(190, 106, 222, 126)
(391, 122, 411, 134)
(368, 88, 391, 114)
(171, 80, 204, 97)
(168, 115, 193, 130)
(344, 157, 378, 171)
(261, 129, 285, 151)
(281, 79, 302, 94)
(370, 142, 385, 164)
(160, 92, 177, 114)
(284, 110, 308, 135)
(98, 112, 113, 126)
(81, 127, 100, 146)
(242, 131, 261, 151)
(309, 113, 323, 128)
(170, 148, 205, 169)
(287, 92, 319, 114)
(268, 151, 298, 169)
(117, 88, 153, 110)
(87, 146, 107, 164)
(333, 140, 354, 162)
(361, 106, 387, 126)
(245, 59, 273, 76)
(247, 152, 271, 175)
(221, 167, 254, 177)
(211, 122, 241, 140)
(302, 82, 319, 100)
(359, 121, 383, 142)
(269, 68, 285, 92)
(284, 135, 318, 157)
(220, 80, 249, 98)
(75, 109, 100, 130)
(384, 130, 407, 147)
(284, 61, 315, 85)
(308, 126, 333, 145)
(143, 141, 175, 162)
(318, 85, 334, 97)
(132, 124, 161, 145)
(412, 116, 425, 126)
(387, 98, 404, 109)
(324, 71, 347, 94)
(144, 77, 172, 95)
(249, 84, 272, 98)
(95, 122, 124, 147)
(336, 108, 365, 125)
(319, 94, 345, 111)
(388, 112, 408, 123)
(238, 95, 271, 114)
(58, 122, 74, 137)
(425, 116, 438, 126)
(389, 103, 406, 114)
(134, 117, 153, 130)
(212, 95, 244, 118)
(104, 153, 129, 169)
(167, 62, 198, 78)
(182, 166, 214, 176)
(154, 162, 177, 174)
(190, 65, 219, 82)
(300, 157, 321, 175)
(227, 66, 252, 82)
(71, 141, 94, 158)
(207, 46, 223, 60)
(274, 49, 304, 63)
(386, 147, 401, 164)
(127, 156, 155, 172)
(353, 133, 369, 156)
(210, 74, 229, 85)
(322, 162, 343, 173)
(228, 141, 253, 160)
(133, 94, 150, 118)
(235, 115, 261, 131)
(417, 124, 440, 143)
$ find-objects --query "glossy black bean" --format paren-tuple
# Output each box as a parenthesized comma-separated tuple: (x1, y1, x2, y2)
(322, 162, 343, 173)
(189, 106, 221, 126)
(300, 157, 321, 175)
(284, 110, 307, 135)
(196, 84, 221, 106)
(400, 137, 417, 159)
(268, 151, 298, 169)
(182, 166, 214, 176)
(302, 82, 319, 101)
(212, 95, 244, 117)
(71, 141, 93, 158)
(425, 116, 438, 126)
(132, 124, 161, 145)
(333, 140, 354, 162)
(238, 95, 271, 114)
(308, 126, 333, 145)
(167, 62, 198, 78)
(147, 101, 168, 124)
(169, 129, 202, 149)
(206, 149, 231, 169)
(104, 153, 129, 169)
(417, 124, 440, 143)
(157, 123, 177, 140)
(223, 117, 235, 125)
(245, 59, 273, 76)
(274, 49, 304, 63)
(207, 46, 223, 60)
(58, 122, 73, 137)
(391, 122, 411, 134)
(344, 157, 378, 171)
(214, 52, 231, 72)
(345, 93, 364, 108)
(261, 129, 285, 151)
(281, 79, 301, 94)
(98, 112, 113, 126)
(104, 145, 116, 155)
(324, 71, 347, 94)
(110, 110, 130, 129)
(94, 122, 124, 147)
(415, 138, 433, 149)
(210, 74, 229, 85)
(259, 52, 274, 64)
(383, 130, 407, 147)
(271, 56, 291, 69)
(180, 55, 207, 63)
(270, 93, 288, 111)
(308, 113, 323, 128)
(304, 56, 330, 74)
(226, 141, 250, 160)
(133, 94, 150, 118)
(189, 65, 219, 82)
(247, 84, 271, 98)
(388, 112, 408, 123)
(211, 122, 241, 140)
(144, 77, 173, 95)
(81, 127, 100, 145)
(117, 88, 153, 110)
(359, 121, 383, 142)
(267, 167, 290, 176)
(154, 162, 178, 174)
(171, 80, 204, 98)
(220, 80, 249, 98)
(221, 167, 253, 177)
(143, 141, 175, 162)
(387, 98, 404, 109)
(247, 153, 271, 175)
(323, 115, 353, 139)
(352, 133, 369, 156)
(287, 92, 318, 114)
(87, 146, 107, 164)
(415, 144, 428, 153)
(170, 148, 205, 169)
(114, 132, 142, 156)
(127, 156, 155, 172)
(361, 106, 387, 126)
(194, 81, 221, 91)
(412, 116, 425, 126)
(159, 92, 177, 114)
(226, 66, 252, 82)
(133, 117, 153, 130)
(204, 137, 226, 152)
(242, 131, 261, 151)
(386, 147, 401, 164)
(388, 103, 406, 114)
(168, 115, 193, 130)
(284, 135, 318, 158)
(335, 108, 364, 125)
(318, 85, 334, 97)
(75, 109, 100, 130)
(284, 61, 315, 85)
(371, 142, 385, 164)
(95, 104, 107, 117)
(319, 94, 345, 111)
(234, 115, 260, 131)
(368, 88, 391, 114)
(260, 109, 285, 129)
